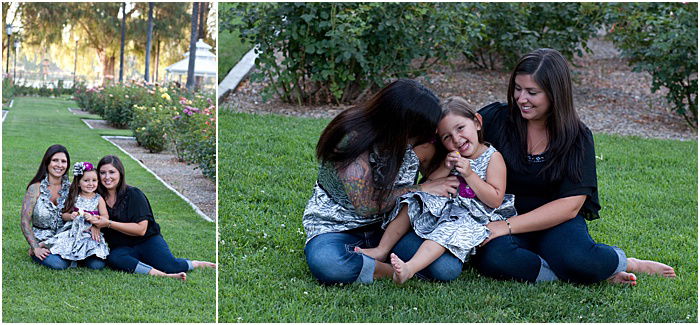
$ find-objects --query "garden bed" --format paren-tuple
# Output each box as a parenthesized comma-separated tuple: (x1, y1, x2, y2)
(222, 37, 696, 141)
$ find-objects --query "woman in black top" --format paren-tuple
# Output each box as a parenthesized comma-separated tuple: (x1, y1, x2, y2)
(87, 155, 215, 280)
(471, 49, 675, 284)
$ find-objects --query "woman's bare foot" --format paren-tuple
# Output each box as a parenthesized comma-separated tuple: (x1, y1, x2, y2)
(390, 253, 415, 284)
(627, 258, 676, 278)
(192, 260, 217, 269)
(607, 271, 637, 285)
(149, 268, 187, 281)
(163, 272, 187, 281)
(354, 246, 389, 262)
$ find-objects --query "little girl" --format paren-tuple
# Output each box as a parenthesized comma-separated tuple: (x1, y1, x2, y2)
(44, 161, 110, 262)
(356, 96, 516, 284)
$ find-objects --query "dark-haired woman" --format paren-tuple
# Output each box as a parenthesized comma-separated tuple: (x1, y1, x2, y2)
(472, 48, 675, 284)
(86, 155, 215, 280)
(21, 144, 105, 270)
(303, 79, 463, 284)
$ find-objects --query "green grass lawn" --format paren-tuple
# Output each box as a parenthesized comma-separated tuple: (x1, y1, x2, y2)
(2, 97, 216, 322)
(218, 111, 697, 322)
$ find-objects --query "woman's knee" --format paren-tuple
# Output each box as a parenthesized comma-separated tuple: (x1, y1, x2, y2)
(305, 243, 363, 284)
(547, 248, 618, 284)
(83, 257, 107, 270)
(35, 254, 70, 270)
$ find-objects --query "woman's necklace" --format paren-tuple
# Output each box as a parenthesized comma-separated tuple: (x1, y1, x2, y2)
(527, 130, 549, 155)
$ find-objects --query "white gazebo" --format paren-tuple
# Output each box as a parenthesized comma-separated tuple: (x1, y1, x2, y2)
(165, 39, 216, 91)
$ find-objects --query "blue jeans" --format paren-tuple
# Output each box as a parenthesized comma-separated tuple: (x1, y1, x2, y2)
(471, 215, 626, 284)
(305, 224, 462, 284)
(32, 254, 106, 270)
(106, 235, 193, 274)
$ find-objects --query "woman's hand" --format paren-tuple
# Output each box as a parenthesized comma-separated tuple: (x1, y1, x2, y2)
(480, 220, 510, 247)
(420, 176, 459, 197)
(85, 214, 110, 229)
(89, 226, 101, 241)
(32, 247, 51, 261)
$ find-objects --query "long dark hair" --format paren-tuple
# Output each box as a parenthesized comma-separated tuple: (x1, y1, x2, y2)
(62, 167, 97, 214)
(505, 48, 587, 182)
(425, 96, 484, 178)
(27, 144, 70, 190)
(316, 79, 442, 208)
(96, 155, 128, 201)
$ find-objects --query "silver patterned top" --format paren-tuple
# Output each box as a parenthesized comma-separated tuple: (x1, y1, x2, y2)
(33, 176, 70, 242)
(303, 147, 420, 243)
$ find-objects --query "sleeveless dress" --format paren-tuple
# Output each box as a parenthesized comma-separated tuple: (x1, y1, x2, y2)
(32, 176, 70, 242)
(303, 146, 420, 243)
(384, 145, 517, 262)
(44, 193, 110, 260)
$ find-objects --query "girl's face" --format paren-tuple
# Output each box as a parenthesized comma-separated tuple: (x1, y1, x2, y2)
(47, 152, 68, 179)
(437, 113, 482, 158)
(79, 170, 98, 194)
(514, 74, 550, 122)
(99, 164, 120, 191)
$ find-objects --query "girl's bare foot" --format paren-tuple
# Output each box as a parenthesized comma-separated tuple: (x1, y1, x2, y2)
(354, 246, 389, 262)
(627, 258, 676, 278)
(607, 271, 637, 285)
(192, 260, 217, 269)
(390, 253, 414, 284)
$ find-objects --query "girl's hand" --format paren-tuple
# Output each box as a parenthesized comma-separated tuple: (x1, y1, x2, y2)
(86, 215, 110, 229)
(454, 155, 473, 178)
(421, 176, 459, 197)
(89, 226, 101, 241)
(480, 220, 510, 247)
(32, 247, 51, 261)
(71, 211, 80, 220)
(444, 151, 461, 170)
(83, 212, 94, 220)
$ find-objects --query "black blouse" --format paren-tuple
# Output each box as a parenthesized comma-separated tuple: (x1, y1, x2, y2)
(104, 186, 161, 247)
(478, 102, 601, 220)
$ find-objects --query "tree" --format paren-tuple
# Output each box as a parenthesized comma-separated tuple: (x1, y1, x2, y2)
(144, 2, 154, 82)
(185, 2, 199, 91)
(118, 2, 126, 83)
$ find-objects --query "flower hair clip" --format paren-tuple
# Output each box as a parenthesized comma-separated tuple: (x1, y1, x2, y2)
(73, 161, 94, 176)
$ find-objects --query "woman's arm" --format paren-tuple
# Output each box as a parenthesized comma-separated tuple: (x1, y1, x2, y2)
(89, 215, 148, 237)
(482, 195, 585, 245)
(338, 152, 459, 216)
(458, 151, 507, 208)
(20, 183, 51, 259)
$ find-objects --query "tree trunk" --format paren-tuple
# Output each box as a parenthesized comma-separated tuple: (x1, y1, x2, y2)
(185, 2, 199, 91)
(154, 39, 160, 82)
(145, 2, 154, 82)
(198, 2, 208, 40)
(118, 2, 126, 83)
(98, 50, 116, 85)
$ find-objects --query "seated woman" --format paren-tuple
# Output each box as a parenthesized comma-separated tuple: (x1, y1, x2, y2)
(303, 79, 463, 284)
(472, 48, 675, 285)
(21, 144, 106, 270)
(86, 155, 215, 280)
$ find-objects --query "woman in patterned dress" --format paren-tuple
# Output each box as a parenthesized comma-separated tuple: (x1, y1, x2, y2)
(303, 79, 463, 284)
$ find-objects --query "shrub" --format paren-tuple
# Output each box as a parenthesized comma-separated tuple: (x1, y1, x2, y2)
(224, 3, 457, 104)
(2, 77, 14, 103)
(131, 104, 173, 153)
(606, 2, 698, 128)
(456, 3, 605, 70)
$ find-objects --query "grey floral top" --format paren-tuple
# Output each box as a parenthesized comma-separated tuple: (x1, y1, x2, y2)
(303, 147, 420, 243)
(33, 176, 70, 242)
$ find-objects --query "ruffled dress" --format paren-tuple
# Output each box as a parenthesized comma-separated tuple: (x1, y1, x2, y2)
(384, 145, 516, 262)
(44, 194, 110, 260)
(32, 176, 70, 242)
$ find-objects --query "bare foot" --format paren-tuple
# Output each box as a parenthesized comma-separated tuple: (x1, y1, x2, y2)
(354, 246, 389, 262)
(163, 272, 187, 281)
(192, 260, 217, 269)
(627, 258, 676, 278)
(607, 271, 637, 285)
(390, 253, 414, 284)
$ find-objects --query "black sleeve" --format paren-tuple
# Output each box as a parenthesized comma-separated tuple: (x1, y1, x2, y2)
(126, 187, 153, 223)
(556, 128, 601, 220)
(478, 102, 506, 126)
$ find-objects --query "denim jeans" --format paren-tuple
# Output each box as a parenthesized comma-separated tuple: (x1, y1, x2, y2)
(32, 254, 106, 270)
(471, 215, 626, 284)
(106, 234, 193, 274)
(305, 224, 463, 284)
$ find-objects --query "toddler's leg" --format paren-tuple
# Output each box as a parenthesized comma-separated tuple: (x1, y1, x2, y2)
(391, 240, 445, 284)
(355, 205, 411, 261)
